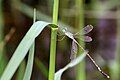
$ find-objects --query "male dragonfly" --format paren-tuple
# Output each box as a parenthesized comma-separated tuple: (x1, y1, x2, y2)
(58, 25, 110, 79)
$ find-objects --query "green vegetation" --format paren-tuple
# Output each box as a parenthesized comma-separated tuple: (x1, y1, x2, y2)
(0, 0, 119, 80)
(48, 0, 59, 80)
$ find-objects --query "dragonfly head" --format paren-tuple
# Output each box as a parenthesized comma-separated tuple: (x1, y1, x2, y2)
(62, 27, 68, 32)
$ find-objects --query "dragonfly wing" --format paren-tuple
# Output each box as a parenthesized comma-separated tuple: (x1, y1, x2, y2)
(74, 25, 93, 36)
(79, 36, 92, 42)
(74, 35, 92, 42)
(70, 41, 78, 60)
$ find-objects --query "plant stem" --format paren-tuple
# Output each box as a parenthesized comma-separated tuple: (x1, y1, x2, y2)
(48, 0, 59, 80)
(52, 0, 59, 24)
(75, 0, 86, 80)
(49, 28, 57, 80)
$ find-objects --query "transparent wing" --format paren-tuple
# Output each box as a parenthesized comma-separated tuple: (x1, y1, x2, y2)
(74, 35, 92, 42)
(70, 41, 78, 60)
(80, 36, 92, 42)
(74, 25, 93, 36)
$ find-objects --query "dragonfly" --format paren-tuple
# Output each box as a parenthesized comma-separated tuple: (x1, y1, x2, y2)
(58, 25, 93, 60)
(58, 25, 93, 43)
(70, 25, 93, 60)
(58, 25, 110, 79)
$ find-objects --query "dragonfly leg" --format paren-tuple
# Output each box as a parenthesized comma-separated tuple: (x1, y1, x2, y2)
(74, 31, 80, 36)
(57, 36, 65, 41)
(57, 31, 64, 36)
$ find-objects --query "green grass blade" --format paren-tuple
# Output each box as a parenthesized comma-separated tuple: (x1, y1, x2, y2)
(35, 57, 48, 78)
(23, 43, 35, 80)
(16, 60, 26, 80)
(54, 51, 87, 80)
(0, 21, 56, 80)
(23, 8, 36, 80)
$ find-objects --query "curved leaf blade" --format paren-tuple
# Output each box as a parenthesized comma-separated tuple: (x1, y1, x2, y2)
(0, 21, 54, 80)
(23, 43, 35, 80)
(54, 51, 87, 80)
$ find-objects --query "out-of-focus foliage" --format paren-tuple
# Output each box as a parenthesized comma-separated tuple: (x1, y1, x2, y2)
(0, 0, 120, 80)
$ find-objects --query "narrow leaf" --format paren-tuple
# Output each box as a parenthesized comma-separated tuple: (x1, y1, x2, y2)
(35, 57, 48, 78)
(0, 21, 56, 80)
(23, 43, 35, 80)
(23, 8, 36, 80)
(54, 51, 87, 80)
(16, 60, 26, 80)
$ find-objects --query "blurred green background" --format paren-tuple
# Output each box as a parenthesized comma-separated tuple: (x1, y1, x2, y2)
(0, 0, 120, 80)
